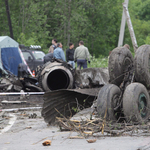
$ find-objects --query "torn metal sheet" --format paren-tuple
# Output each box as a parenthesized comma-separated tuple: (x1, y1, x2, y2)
(0, 68, 43, 92)
(41, 88, 101, 124)
(75, 68, 109, 88)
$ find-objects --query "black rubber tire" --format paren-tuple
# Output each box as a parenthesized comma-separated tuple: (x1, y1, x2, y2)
(97, 84, 121, 121)
(134, 45, 150, 89)
(109, 47, 133, 86)
(123, 83, 150, 124)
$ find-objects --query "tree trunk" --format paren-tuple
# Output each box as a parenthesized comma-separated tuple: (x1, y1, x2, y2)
(5, 0, 14, 39)
(67, 0, 71, 46)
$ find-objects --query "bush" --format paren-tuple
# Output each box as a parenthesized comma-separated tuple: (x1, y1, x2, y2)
(88, 55, 108, 68)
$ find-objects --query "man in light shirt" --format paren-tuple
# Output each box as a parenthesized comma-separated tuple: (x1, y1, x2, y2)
(74, 41, 90, 69)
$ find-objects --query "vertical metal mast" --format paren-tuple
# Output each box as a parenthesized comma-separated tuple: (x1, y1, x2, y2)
(118, 0, 129, 47)
(123, 3, 138, 52)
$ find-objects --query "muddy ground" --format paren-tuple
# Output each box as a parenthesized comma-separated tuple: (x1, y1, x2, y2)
(0, 108, 150, 150)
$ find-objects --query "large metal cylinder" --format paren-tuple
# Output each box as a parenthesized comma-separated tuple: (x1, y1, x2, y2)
(40, 62, 74, 92)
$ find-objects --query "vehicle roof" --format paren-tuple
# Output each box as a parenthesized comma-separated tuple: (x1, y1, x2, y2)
(19, 44, 42, 51)
(21, 49, 44, 52)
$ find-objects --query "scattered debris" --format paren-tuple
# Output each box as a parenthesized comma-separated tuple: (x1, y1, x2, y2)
(0, 71, 43, 92)
(42, 140, 51, 146)
(0, 111, 5, 117)
(19, 112, 28, 117)
(83, 131, 93, 135)
(3, 116, 11, 119)
(56, 115, 150, 137)
(68, 136, 84, 139)
(0, 118, 4, 124)
(32, 137, 47, 145)
(1, 107, 42, 112)
(25, 126, 32, 129)
(29, 113, 37, 119)
(87, 139, 97, 143)
(4, 142, 10, 144)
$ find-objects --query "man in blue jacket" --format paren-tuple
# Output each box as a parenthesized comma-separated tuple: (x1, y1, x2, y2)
(53, 43, 66, 61)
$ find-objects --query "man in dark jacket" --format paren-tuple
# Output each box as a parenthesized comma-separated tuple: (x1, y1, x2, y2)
(43, 53, 53, 64)
(66, 42, 75, 68)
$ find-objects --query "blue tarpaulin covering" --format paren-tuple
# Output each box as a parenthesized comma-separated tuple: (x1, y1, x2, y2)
(1, 47, 22, 76)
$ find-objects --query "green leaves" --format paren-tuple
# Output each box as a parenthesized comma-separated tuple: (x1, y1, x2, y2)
(1, 0, 150, 57)
(124, 0, 150, 51)
(17, 32, 39, 46)
(88, 55, 108, 68)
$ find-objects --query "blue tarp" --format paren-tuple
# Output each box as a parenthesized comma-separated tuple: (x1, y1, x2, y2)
(1, 47, 22, 76)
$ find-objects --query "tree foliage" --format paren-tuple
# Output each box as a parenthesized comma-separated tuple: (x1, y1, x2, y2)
(0, 0, 150, 56)
(123, 0, 150, 53)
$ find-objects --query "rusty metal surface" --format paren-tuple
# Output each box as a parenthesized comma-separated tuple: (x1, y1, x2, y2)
(42, 88, 101, 124)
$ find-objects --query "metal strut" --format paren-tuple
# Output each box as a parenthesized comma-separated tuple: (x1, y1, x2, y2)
(123, 3, 138, 52)
(118, 0, 129, 47)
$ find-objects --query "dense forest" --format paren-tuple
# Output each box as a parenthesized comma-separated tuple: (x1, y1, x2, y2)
(0, 0, 150, 56)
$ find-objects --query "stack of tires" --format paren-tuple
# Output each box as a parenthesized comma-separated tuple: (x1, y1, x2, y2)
(97, 45, 150, 124)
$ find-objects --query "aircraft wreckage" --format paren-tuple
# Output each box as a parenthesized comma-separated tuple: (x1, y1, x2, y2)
(2, 43, 150, 125)
(41, 44, 150, 125)
(0, 58, 109, 123)
(38, 59, 109, 124)
(2, 5, 149, 125)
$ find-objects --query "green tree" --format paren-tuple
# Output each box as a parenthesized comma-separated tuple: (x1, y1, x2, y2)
(3, 0, 150, 57)
(124, 0, 150, 52)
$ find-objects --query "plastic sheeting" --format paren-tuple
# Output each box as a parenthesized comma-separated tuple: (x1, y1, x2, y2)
(1, 47, 22, 76)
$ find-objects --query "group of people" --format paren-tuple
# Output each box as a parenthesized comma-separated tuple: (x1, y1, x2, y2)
(44, 39, 91, 69)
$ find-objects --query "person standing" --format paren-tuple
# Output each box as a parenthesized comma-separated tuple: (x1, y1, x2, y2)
(66, 43, 75, 68)
(48, 38, 57, 53)
(53, 43, 66, 61)
(74, 41, 90, 69)
(44, 39, 57, 63)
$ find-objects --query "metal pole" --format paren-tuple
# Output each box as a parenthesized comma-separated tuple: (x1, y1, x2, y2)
(118, 0, 129, 47)
(123, 3, 138, 52)
(0, 92, 44, 96)
(5, 0, 14, 39)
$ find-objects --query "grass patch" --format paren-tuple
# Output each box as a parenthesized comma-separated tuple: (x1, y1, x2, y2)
(88, 55, 108, 68)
